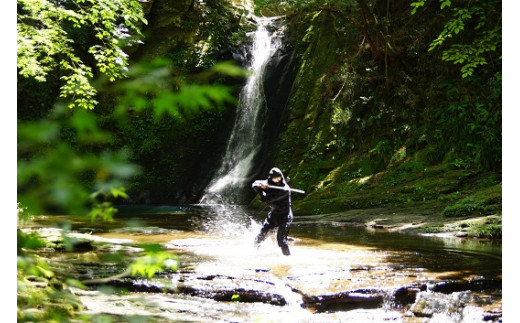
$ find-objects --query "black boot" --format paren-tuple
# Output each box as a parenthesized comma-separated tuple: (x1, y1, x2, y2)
(281, 245, 291, 256)
(255, 221, 272, 249)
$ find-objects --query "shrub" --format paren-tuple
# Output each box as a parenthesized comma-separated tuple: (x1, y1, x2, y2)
(467, 217, 502, 239)
(471, 224, 502, 239)
(442, 196, 484, 218)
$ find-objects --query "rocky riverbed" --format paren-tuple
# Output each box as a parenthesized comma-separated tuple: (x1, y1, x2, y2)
(20, 205, 502, 322)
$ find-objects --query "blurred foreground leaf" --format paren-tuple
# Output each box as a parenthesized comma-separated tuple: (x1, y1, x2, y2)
(129, 250, 179, 279)
(113, 58, 242, 121)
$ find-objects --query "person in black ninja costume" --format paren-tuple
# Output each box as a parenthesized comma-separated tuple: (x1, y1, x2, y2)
(252, 167, 293, 256)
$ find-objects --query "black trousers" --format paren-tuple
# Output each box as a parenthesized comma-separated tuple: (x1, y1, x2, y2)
(254, 210, 293, 255)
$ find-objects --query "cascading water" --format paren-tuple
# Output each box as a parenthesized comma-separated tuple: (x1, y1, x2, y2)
(200, 17, 283, 205)
(194, 16, 304, 312)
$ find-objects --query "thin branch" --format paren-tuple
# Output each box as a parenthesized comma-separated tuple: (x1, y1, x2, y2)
(331, 80, 347, 102)
(82, 269, 132, 285)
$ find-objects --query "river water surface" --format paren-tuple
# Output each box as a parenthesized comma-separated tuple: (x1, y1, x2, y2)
(28, 204, 502, 322)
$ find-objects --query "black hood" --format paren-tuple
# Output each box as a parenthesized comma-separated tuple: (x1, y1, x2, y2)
(267, 167, 287, 186)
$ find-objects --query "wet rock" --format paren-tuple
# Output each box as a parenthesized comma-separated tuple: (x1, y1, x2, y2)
(455, 231, 469, 237)
(88, 275, 288, 306)
(58, 261, 129, 283)
(302, 289, 385, 312)
(366, 221, 385, 229)
(392, 284, 426, 307)
(410, 291, 473, 318)
(70, 240, 95, 252)
(176, 274, 288, 306)
(178, 284, 286, 306)
(410, 290, 502, 321)
(429, 278, 502, 294)
(429, 280, 468, 294)
(468, 277, 502, 291)
(483, 311, 503, 321)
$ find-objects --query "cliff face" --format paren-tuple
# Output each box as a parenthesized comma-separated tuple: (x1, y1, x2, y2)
(120, 0, 249, 204)
(133, 0, 244, 65)
(124, 3, 302, 204)
(260, 6, 501, 217)
(126, 0, 500, 217)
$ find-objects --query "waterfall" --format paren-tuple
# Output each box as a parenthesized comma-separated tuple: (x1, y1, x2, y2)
(200, 17, 283, 205)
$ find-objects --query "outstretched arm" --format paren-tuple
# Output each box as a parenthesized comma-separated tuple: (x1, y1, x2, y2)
(252, 180, 268, 191)
(252, 180, 268, 201)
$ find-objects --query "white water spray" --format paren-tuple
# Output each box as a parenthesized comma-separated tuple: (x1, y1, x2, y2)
(193, 17, 303, 312)
(201, 17, 283, 204)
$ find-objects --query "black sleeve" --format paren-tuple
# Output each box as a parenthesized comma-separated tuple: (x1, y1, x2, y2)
(263, 189, 289, 204)
(252, 179, 268, 199)
(259, 189, 267, 202)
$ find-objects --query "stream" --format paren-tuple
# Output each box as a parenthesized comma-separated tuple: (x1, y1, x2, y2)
(21, 15, 501, 322)
(24, 204, 502, 322)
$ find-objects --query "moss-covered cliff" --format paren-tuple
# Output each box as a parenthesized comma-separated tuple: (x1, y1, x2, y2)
(122, 0, 501, 220)
(256, 1, 501, 221)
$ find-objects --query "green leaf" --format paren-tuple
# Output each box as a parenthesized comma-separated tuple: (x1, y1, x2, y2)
(17, 0, 146, 110)
(36, 265, 54, 279)
(109, 187, 129, 199)
(211, 62, 247, 77)
(440, 0, 452, 10)
(66, 279, 87, 290)
(129, 251, 178, 279)
(410, 1, 426, 15)
(70, 110, 99, 133)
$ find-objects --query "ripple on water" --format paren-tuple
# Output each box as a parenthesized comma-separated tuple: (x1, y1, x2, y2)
(30, 204, 500, 322)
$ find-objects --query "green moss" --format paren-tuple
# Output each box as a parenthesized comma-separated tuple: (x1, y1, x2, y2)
(442, 184, 501, 218)
(442, 197, 482, 218)
(18, 259, 85, 322)
(270, 3, 501, 221)
(288, 151, 500, 217)
(463, 216, 502, 239)
(274, 10, 345, 188)
(417, 226, 446, 233)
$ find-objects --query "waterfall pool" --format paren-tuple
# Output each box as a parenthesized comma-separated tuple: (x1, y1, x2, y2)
(24, 204, 502, 322)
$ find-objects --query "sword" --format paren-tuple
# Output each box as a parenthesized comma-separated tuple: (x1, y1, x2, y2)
(266, 185, 306, 194)
(252, 180, 305, 194)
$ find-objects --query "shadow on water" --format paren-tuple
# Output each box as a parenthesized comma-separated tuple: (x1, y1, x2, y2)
(290, 217, 501, 281)
(31, 204, 501, 283)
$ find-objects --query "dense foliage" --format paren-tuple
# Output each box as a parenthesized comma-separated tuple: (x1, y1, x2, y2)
(17, 0, 244, 320)
(17, 0, 147, 110)
(106, 0, 249, 203)
(412, 0, 501, 78)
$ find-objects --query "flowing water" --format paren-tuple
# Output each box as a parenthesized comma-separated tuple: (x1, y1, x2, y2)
(27, 205, 502, 322)
(201, 16, 283, 204)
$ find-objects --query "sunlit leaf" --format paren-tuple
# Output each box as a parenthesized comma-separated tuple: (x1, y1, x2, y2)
(211, 62, 247, 77)
(109, 187, 129, 199)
